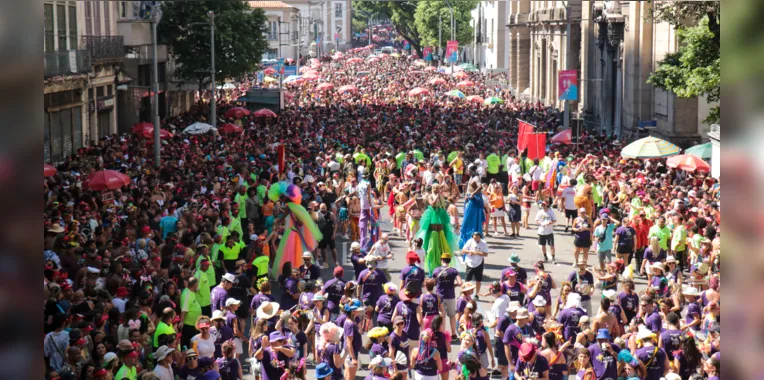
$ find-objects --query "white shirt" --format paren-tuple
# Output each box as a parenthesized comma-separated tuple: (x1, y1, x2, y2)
(423, 170, 435, 186)
(462, 238, 489, 268)
(505, 157, 517, 172)
(328, 160, 341, 171)
(510, 163, 522, 182)
(562, 187, 577, 210)
(489, 294, 510, 325)
(191, 334, 216, 358)
(152, 364, 174, 380)
(530, 165, 543, 181)
(370, 241, 391, 269)
(112, 297, 127, 313)
(535, 209, 557, 235)
(357, 180, 371, 210)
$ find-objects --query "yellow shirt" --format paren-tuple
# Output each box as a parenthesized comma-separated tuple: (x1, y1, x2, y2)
(450, 158, 464, 175)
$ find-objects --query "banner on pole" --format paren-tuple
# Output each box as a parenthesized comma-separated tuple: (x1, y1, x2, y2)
(558, 69, 578, 101)
(445, 40, 459, 63)
(517, 120, 535, 151)
(526, 133, 547, 160)
(423, 46, 433, 61)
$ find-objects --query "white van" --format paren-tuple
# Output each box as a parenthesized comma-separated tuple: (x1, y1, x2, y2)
(381, 46, 394, 54)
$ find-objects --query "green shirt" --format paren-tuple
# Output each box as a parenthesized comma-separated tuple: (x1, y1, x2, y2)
(195, 268, 213, 307)
(648, 225, 671, 251)
(643, 204, 656, 220)
(219, 243, 243, 261)
(153, 321, 175, 347)
(486, 154, 501, 174)
(257, 185, 267, 205)
(115, 365, 137, 380)
(671, 225, 687, 251)
(216, 225, 230, 243)
(592, 184, 604, 206)
(629, 197, 642, 218)
(228, 218, 244, 242)
(234, 193, 248, 219)
(501, 155, 510, 172)
(211, 243, 223, 267)
(541, 157, 553, 173)
(395, 152, 406, 169)
(180, 288, 202, 326)
(252, 255, 270, 278)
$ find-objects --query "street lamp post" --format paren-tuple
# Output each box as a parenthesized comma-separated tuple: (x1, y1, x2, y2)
(209, 11, 216, 128)
(150, 4, 162, 167)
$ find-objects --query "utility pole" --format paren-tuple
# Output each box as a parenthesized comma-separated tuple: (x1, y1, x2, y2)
(150, 4, 162, 167)
(368, 15, 372, 46)
(564, 3, 571, 137)
(209, 11, 216, 128)
(438, 12, 442, 61)
(278, 16, 283, 90)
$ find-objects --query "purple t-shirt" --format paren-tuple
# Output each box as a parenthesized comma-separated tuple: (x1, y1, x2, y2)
(615, 226, 635, 250)
(456, 295, 470, 314)
(635, 345, 668, 380)
(502, 265, 528, 285)
(643, 247, 667, 263)
(281, 277, 299, 310)
(322, 278, 346, 314)
(260, 348, 288, 380)
(320, 343, 343, 380)
(357, 268, 386, 304)
(211, 285, 228, 312)
(396, 300, 421, 340)
(298, 264, 321, 281)
(390, 331, 409, 368)
(587, 342, 618, 380)
(400, 265, 425, 287)
(659, 329, 682, 354)
(567, 270, 595, 301)
(299, 291, 314, 311)
(503, 281, 527, 304)
(515, 355, 550, 379)
(343, 318, 362, 360)
(644, 310, 662, 333)
(375, 294, 399, 325)
(557, 307, 587, 341)
(685, 302, 702, 331)
(502, 324, 525, 363)
(213, 325, 234, 357)
(432, 266, 459, 299)
(617, 291, 639, 318)
(421, 293, 440, 316)
(370, 343, 387, 358)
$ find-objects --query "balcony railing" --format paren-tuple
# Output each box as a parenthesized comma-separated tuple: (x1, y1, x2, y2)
(44, 50, 92, 78)
(82, 35, 125, 62)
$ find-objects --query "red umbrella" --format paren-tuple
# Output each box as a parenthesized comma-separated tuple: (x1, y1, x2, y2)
(302, 72, 319, 80)
(225, 107, 250, 119)
(550, 129, 572, 145)
(299, 66, 313, 73)
(140, 128, 172, 140)
(346, 58, 363, 64)
(86, 170, 131, 191)
(316, 83, 335, 91)
(254, 108, 277, 118)
(338, 85, 358, 93)
(131, 122, 153, 135)
(425, 66, 437, 71)
(264, 67, 277, 75)
(466, 95, 484, 104)
(456, 80, 475, 88)
(219, 123, 243, 134)
(408, 87, 431, 97)
(44, 164, 57, 177)
(429, 78, 446, 85)
(666, 154, 711, 173)
(453, 71, 469, 79)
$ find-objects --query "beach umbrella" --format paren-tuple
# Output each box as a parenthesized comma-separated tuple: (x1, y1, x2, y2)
(254, 108, 277, 118)
(466, 95, 484, 104)
(684, 142, 712, 159)
(413, 60, 426, 67)
(263, 76, 278, 83)
(302, 72, 319, 80)
(446, 90, 466, 99)
(316, 83, 335, 91)
(264, 67, 277, 75)
(299, 66, 313, 73)
(44, 164, 57, 177)
(284, 75, 302, 83)
(224, 107, 250, 119)
(428, 78, 446, 85)
(346, 57, 363, 64)
(408, 87, 431, 97)
(456, 80, 475, 88)
(182, 122, 215, 135)
(338, 85, 358, 93)
(620, 136, 680, 158)
(219, 123, 243, 134)
(140, 128, 172, 140)
(484, 96, 504, 105)
(86, 170, 131, 191)
(550, 129, 572, 145)
(667, 154, 711, 173)
(131, 122, 154, 135)
(453, 71, 469, 79)
(424, 66, 437, 71)
(367, 57, 379, 63)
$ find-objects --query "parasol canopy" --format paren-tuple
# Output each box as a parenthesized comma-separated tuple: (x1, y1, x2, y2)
(424, 66, 437, 71)
(253, 108, 277, 118)
(44, 164, 57, 177)
(140, 128, 172, 140)
(263, 67, 277, 75)
(446, 90, 465, 99)
(428, 77, 446, 85)
(299, 66, 313, 73)
(224, 107, 250, 119)
(550, 129, 572, 145)
(182, 122, 215, 135)
(408, 87, 431, 97)
(338, 84, 358, 93)
(302, 72, 319, 80)
(263, 76, 278, 83)
(131, 122, 154, 135)
(684, 142, 713, 159)
(346, 57, 363, 64)
(284, 75, 302, 83)
(666, 154, 711, 173)
(219, 123, 243, 134)
(456, 80, 475, 88)
(86, 170, 131, 191)
(484, 96, 504, 105)
(466, 95, 484, 104)
(316, 83, 335, 91)
(453, 71, 469, 79)
(620, 136, 680, 158)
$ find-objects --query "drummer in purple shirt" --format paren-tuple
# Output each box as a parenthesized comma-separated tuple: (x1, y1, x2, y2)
(343, 299, 364, 380)
(587, 329, 619, 380)
(399, 251, 426, 289)
(322, 267, 346, 318)
(514, 343, 549, 380)
(431, 252, 462, 339)
(281, 268, 300, 311)
(634, 328, 670, 380)
(375, 283, 400, 332)
(211, 273, 235, 312)
(640, 296, 662, 333)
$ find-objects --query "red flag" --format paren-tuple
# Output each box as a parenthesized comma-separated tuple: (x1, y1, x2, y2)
(517, 120, 535, 151)
(526, 133, 547, 160)
(277, 144, 285, 174)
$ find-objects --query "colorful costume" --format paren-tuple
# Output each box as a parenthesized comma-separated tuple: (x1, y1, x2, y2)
(574, 184, 593, 217)
(415, 196, 458, 276)
(459, 190, 486, 249)
(268, 182, 323, 270)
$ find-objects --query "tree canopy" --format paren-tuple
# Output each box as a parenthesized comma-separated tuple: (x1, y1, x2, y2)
(414, 0, 479, 53)
(158, 1, 269, 91)
(647, 2, 720, 124)
(353, 1, 421, 55)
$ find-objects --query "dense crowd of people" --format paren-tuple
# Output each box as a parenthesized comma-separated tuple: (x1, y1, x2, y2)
(44, 45, 720, 380)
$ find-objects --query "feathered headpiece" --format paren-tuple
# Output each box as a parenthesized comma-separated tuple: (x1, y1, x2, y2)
(268, 182, 302, 204)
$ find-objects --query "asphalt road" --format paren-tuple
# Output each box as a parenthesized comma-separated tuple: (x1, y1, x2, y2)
(244, 202, 648, 379)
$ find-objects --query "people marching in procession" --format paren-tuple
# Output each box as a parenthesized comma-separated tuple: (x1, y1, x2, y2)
(44, 41, 720, 380)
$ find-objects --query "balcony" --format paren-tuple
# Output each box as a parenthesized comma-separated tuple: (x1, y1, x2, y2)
(82, 35, 125, 63)
(44, 50, 91, 78)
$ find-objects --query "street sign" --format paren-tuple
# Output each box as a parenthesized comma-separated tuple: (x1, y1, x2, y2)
(423, 47, 433, 61)
(282, 66, 297, 76)
(638, 120, 657, 130)
(403, 40, 410, 50)
(558, 70, 578, 101)
(445, 41, 459, 63)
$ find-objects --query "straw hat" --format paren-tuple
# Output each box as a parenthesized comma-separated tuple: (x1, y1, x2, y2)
(681, 287, 700, 297)
(602, 289, 617, 301)
(461, 282, 476, 292)
(515, 308, 530, 320)
(256, 301, 281, 319)
(368, 326, 390, 339)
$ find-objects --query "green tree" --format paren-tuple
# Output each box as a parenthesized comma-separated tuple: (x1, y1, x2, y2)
(353, 1, 422, 55)
(414, 0, 478, 53)
(647, 2, 720, 124)
(158, 1, 269, 92)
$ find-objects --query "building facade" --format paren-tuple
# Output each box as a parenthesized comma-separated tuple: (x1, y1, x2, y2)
(249, 2, 301, 60)
(467, 0, 509, 72)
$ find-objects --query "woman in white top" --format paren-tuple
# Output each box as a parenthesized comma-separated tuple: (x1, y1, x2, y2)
(190, 316, 216, 358)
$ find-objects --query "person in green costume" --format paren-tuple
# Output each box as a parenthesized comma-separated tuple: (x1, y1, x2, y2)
(415, 184, 458, 276)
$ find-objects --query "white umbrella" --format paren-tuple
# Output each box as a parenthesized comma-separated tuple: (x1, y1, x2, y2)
(182, 122, 216, 135)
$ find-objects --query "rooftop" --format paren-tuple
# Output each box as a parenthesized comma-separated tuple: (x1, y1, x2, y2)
(248, 1, 296, 9)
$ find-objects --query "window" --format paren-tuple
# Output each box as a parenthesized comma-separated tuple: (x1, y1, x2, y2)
(334, 3, 343, 18)
(57, 4, 67, 50)
(107, 85, 113, 96)
(85, 1, 92, 35)
(268, 21, 278, 40)
(94, 0, 101, 35)
(103, 0, 111, 35)
(120, 1, 127, 18)
(69, 5, 78, 49)
(96, 86, 105, 98)
(44, 4, 54, 52)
